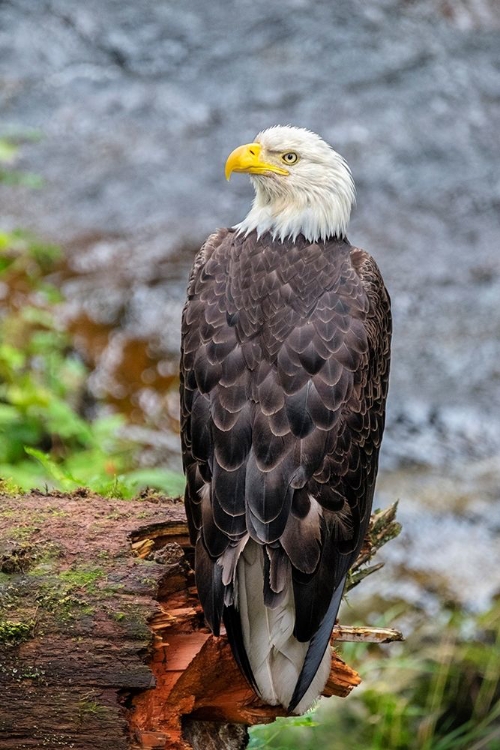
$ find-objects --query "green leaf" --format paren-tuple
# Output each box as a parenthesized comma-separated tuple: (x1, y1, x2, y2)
(125, 467, 186, 496)
(24, 447, 79, 488)
(0, 170, 44, 188)
(0, 139, 18, 163)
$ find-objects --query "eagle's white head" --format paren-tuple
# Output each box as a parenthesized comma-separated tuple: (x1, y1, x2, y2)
(225, 125, 355, 243)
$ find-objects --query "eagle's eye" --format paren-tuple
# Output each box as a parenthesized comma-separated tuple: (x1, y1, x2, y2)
(281, 152, 299, 165)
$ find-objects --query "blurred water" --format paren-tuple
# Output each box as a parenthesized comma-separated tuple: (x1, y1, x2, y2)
(1, 0, 499, 605)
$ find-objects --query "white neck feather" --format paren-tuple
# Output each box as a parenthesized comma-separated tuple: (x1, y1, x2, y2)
(234, 155, 355, 243)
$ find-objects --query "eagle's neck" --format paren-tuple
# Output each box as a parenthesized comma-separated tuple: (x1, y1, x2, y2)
(234, 168, 355, 244)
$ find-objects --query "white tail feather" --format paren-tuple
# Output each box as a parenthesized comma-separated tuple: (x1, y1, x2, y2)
(236, 539, 331, 713)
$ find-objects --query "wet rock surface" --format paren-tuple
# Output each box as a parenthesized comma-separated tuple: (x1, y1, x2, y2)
(1, 0, 499, 605)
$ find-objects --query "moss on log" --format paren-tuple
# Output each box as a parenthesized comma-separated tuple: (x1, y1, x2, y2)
(0, 490, 399, 749)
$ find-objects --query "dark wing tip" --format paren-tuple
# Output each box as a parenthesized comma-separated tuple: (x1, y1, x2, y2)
(195, 538, 224, 635)
(223, 604, 259, 694)
(287, 576, 347, 713)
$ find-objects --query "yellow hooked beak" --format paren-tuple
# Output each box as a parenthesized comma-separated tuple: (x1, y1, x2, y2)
(225, 142, 289, 181)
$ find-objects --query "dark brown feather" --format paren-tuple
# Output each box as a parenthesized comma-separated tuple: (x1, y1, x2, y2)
(180, 227, 391, 679)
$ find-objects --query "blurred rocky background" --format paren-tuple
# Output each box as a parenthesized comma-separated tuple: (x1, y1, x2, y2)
(1, 0, 499, 628)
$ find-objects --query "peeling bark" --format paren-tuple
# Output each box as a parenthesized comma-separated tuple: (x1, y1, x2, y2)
(0, 491, 399, 750)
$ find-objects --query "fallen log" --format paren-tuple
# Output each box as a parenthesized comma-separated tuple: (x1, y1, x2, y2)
(0, 490, 401, 750)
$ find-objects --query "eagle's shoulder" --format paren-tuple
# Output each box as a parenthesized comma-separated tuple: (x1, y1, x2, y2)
(186, 228, 234, 297)
(349, 246, 391, 306)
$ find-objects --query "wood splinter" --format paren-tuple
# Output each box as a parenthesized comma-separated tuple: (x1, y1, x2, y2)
(129, 514, 403, 750)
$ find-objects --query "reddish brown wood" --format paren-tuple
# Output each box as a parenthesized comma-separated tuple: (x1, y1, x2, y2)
(127, 523, 360, 750)
(0, 491, 360, 750)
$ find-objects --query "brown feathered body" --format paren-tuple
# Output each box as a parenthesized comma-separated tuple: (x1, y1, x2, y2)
(180, 228, 391, 711)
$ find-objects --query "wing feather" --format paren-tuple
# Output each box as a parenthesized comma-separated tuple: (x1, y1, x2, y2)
(180, 228, 391, 708)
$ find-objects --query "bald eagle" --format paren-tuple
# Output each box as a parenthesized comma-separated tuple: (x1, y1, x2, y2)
(180, 126, 391, 713)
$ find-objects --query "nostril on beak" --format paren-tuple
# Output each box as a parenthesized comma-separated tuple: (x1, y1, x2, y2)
(249, 149, 255, 155)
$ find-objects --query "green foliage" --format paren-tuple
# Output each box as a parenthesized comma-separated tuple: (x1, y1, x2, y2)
(57, 568, 103, 589)
(31, 567, 106, 620)
(249, 716, 318, 750)
(0, 197, 185, 497)
(0, 477, 23, 495)
(0, 135, 43, 187)
(76, 694, 109, 726)
(0, 618, 35, 645)
(249, 601, 500, 750)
